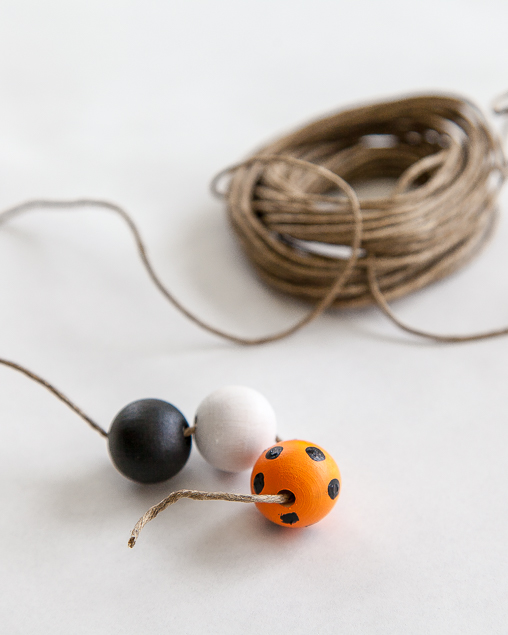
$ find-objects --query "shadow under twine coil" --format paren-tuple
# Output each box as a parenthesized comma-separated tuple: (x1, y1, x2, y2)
(221, 95, 506, 322)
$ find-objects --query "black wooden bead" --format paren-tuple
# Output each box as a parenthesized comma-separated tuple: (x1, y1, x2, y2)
(108, 398, 191, 484)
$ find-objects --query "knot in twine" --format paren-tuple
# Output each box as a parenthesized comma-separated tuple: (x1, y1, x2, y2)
(216, 94, 505, 314)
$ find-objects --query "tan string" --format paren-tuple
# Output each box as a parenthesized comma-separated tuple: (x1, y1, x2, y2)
(2, 92, 508, 439)
(0, 187, 359, 436)
(0, 167, 361, 346)
(3, 92, 508, 355)
(218, 94, 507, 341)
(0, 357, 107, 437)
(128, 489, 292, 547)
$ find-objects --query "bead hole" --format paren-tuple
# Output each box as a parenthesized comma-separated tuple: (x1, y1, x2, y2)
(277, 490, 296, 507)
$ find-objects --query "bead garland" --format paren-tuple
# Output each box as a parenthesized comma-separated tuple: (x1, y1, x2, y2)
(1, 357, 342, 543)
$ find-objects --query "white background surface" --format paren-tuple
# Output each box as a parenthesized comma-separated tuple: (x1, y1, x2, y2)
(1, 1, 508, 633)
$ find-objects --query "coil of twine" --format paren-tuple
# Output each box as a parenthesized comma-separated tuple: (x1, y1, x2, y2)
(218, 95, 506, 330)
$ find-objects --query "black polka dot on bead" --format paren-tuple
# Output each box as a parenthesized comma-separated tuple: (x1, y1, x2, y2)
(265, 445, 283, 460)
(328, 478, 340, 500)
(306, 446, 325, 461)
(280, 512, 299, 525)
(253, 472, 264, 494)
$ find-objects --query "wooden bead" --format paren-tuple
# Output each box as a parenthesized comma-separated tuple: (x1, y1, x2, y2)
(194, 386, 277, 472)
(250, 439, 341, 527)
(108, 398, 191, 484)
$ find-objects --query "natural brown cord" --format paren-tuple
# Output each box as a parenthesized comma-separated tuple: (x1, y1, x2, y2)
(0, 169, 361, 346)
(0, 357, 107, 437)
(217, 94, 507, 341)
(2, 95, 508, 351)
(2, 93, 508, 437)
(128, 489, 292, 547)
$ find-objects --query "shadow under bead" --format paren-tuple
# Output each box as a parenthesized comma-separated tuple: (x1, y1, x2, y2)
(108, 398, 191, 484)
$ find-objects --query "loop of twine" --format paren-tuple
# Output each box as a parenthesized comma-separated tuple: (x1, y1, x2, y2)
(128, 489, 291, 547)
(0, 185, 359, 436)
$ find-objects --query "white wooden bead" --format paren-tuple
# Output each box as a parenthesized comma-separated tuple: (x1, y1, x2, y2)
(194, 386, 277, 472)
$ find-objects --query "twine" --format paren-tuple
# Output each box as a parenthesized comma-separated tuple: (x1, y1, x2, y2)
(215, 94, 507, 338)
(2, 92, 508, 438)
(0, 357, 107, 437)
(128, 489, 292, 547)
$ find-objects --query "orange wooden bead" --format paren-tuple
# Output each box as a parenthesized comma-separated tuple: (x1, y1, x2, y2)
(250, 439, 341, 527)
